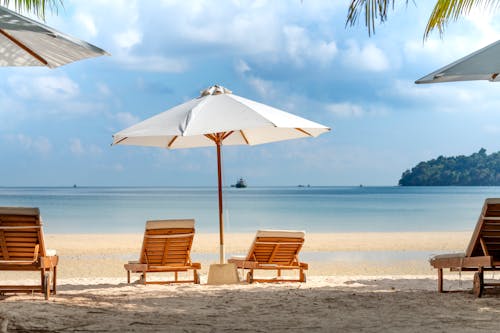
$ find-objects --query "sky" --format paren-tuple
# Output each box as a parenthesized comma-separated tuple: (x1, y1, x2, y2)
(3, 0, 500, 187)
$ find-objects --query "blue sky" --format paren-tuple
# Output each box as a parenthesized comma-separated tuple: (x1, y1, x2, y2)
(3, 0, 500, 186)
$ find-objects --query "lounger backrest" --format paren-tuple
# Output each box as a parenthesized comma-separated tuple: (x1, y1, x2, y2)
(140, 219, 195, 267)
(0, 207, 46, 262)
(466, 198, 500, 261)
(246, 230, 305, 266)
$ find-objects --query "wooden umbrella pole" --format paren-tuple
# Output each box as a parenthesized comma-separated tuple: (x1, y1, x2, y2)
(216, 140, 225, 264)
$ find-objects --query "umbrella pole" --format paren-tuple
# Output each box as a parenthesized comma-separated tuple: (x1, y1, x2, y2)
(216, 141, 225, 264)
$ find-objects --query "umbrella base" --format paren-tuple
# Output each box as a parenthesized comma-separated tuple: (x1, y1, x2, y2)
(207, 263, 240, 285)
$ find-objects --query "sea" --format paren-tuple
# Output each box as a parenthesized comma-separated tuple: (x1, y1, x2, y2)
(1, 186, 500, 234)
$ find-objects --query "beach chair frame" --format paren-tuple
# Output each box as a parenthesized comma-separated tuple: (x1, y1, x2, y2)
(228, 230, 308, 283)
(0, 207, 58, 300)
(430, 198, 500, 297)
(124, 219, 201, 284)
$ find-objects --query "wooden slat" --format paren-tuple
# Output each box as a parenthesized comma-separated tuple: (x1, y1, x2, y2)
(0, 231, 9, 260)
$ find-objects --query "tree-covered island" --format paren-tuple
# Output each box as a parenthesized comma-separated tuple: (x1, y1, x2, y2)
(399, 148, 500, 186)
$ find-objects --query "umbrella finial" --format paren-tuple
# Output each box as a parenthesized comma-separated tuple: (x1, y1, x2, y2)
(200, 85, 232, 97)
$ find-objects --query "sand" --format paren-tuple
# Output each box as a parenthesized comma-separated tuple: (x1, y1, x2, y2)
(0, 231, 499, 332)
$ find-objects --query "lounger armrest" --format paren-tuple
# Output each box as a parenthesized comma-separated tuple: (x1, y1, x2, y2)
(299, 262, 308, 269)
(227, 258, 259, 269)
(430, 254, 493, 269)
(124, 263, 148, 272)
(39, 255, 58, 268)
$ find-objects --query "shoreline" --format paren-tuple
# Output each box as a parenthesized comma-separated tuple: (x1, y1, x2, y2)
(45, 231, 470, 254)
(7, 231, 468, 279)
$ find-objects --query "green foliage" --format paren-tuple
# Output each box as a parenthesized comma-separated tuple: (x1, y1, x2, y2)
(399, 148, 500, 186)
(346, 0, 500, 39)
(1, 0, 62, 19)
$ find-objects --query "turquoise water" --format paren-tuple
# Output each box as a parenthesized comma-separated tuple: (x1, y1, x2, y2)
(1, 186, 500, 234)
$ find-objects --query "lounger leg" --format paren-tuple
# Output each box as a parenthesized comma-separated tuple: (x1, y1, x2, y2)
(277, 269, 281, 278)
(127, 270, 131, 284)
(142, 272, 147, 284)
(44, 273, 50, 301)
(175, 271, 178, 282)
(437, 268, 443, 293)
(473, 267, 484, 298)
(300, 269, 306, 283)
(41, 269, 45, 289)
(52, 266, 57, 295)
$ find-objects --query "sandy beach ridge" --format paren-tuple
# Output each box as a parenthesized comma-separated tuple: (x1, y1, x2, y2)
(1, 231, 498, 332)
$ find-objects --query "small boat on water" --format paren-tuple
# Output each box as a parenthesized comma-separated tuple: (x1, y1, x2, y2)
(231, 178, 247, 188)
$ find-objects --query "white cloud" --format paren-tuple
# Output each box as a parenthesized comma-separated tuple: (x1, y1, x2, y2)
(326, 102, 365, 118)
(113, 29, 142, 50)
(342, 40, 389, 72)
(70, 138, 103, 156)
(112, 112, 140, 127)
(283, 25, 337, 67)
(113, 163, 124, 172)
(117, 55, 188, 73)
(235, 59, 251, 75)
(389, 79, 477, 107)
(7, 134, 52, 155)
(70, 139, 84, 155)
(384, 79, 500, 114)
(247, 77, 278, 100)
(97, 83, 111, 96)
(62, 1, 341, 73)
(74, 12, 98, 37)
(8, 75, 79, 101)
(483, 124, 500, 134)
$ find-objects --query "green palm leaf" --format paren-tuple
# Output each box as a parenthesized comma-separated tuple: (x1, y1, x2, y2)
(1, 0, 62, 19)
(346, 0, 500, 39)
(425, 0, 500, 38)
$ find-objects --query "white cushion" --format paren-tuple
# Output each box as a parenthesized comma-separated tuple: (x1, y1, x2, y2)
(256, 230, 305, 239)
(229, 255, 246, 261)
(0, 207, 39, 216)
(485, 198, 500, 205)
(432, 253, 465, 260)
(146, 219, 194, 230)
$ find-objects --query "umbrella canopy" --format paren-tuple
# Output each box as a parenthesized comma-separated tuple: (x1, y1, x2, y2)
(0, 5, 108, 68)
(113, 85, 330, 263)
(113, 85, 329, 148)
(416, 40, 500, 84)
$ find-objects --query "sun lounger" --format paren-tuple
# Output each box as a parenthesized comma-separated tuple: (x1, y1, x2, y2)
(0, 207, 58, 300)
(124, 219, 201, 284)
(228, 230, 308, 283)
(430, 198, 500, 297)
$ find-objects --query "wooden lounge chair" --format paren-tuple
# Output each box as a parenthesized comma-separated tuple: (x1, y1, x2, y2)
(430, 198, 500, 297)
(228, 230, 308, 283)
(124, 219, 201, 284)
(0, 207, 58, 300)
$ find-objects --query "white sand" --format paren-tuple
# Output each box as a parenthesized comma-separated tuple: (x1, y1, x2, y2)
(36, 231, 470, 278)
(0, 232, 499, 332)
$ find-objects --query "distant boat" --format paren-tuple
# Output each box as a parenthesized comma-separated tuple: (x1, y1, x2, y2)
(232, 178, 247, 188)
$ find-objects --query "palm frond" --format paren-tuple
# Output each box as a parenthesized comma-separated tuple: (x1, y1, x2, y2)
(1, 0, 62, 19)
(425, 0, 500, 39)
(346, 0, 405, 36)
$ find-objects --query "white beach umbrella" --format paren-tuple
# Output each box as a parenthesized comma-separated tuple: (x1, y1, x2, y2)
(0, 5, 108, 68)
(112, 85, 331, 264)
(416, 40, 500, 84)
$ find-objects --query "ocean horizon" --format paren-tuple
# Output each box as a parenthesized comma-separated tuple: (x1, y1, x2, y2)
(1, 186, 500, 234)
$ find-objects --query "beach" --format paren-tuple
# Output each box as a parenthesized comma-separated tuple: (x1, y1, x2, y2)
(1, 231, 499, 332)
